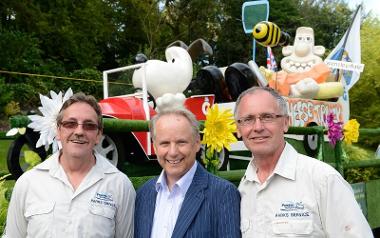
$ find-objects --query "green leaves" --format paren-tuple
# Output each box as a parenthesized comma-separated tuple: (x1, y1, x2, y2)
(343, 143, 380, 183)
(24, 150, 42, 169)
(0, 174, 12, 233)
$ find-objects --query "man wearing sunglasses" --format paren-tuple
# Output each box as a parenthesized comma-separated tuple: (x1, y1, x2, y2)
(235, 87, 373, 237)
(4, 92, 136, 238)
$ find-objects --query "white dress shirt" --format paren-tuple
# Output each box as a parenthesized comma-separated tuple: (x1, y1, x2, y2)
(150, 161, 198, 238)
(239, 142, 373, 238)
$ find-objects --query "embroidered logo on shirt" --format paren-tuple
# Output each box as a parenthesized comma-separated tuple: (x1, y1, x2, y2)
(275, 201, 310, 218)
(280, 201, 304, 211)
(91, 192, 116, 208)
(95, 192, 113, 202)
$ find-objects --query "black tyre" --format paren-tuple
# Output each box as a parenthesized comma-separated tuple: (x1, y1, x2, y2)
(7, 129, 47, 179)
(224, 63, 259, 101)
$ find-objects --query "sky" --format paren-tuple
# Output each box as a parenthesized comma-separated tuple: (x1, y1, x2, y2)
(345, 0, 380, 18)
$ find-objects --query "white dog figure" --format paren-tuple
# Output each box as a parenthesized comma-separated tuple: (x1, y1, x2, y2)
(132, 39, 212, 112)
(132, 46, 193, 101)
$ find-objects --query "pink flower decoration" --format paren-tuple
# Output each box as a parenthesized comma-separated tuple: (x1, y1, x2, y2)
(325, 112, 343, 147)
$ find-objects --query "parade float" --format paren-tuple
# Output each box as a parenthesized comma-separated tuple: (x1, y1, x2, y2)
(3, 2, 371, 176)
(4, 1, 380, 232)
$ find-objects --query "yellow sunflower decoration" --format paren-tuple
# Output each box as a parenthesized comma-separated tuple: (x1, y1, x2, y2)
(201, 104, 237, 172)
(343, 119, 360, 144)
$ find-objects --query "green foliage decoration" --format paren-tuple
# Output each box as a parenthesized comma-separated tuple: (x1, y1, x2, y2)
(343, 143, 380, 183)
(24, 151, 42, 169)
(201, 147, 219, 174)
(0, 175, 11, 233)
(0, 153, 40, 233)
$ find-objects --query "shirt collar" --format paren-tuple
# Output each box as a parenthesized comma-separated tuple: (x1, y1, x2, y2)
(243, 159, 257, 182)
(272, 142, 297, 180)
(155, 161, 198, 195)
(243, 142, 297, 182)
(34, 151, 60, 174)
(35, 150, 119, 177)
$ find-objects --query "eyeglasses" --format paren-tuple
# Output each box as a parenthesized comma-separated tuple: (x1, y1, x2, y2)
(237, 113, 285, 126)
(60, 121, 99, 131)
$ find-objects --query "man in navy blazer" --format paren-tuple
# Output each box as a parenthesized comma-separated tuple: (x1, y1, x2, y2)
(134, 108, 241, 238)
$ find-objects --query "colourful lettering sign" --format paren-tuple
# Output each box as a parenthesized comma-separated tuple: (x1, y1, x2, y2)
(286, 98, 343, 127)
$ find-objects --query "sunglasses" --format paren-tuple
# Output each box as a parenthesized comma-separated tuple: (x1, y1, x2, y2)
(60, 121, 99, 131)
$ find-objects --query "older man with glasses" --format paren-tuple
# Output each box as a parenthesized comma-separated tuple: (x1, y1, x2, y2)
(3, 92, 136, 238)
(235, 87, 373, 238)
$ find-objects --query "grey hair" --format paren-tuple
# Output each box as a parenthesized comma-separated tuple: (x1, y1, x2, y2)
(149, 107, 200, 141)
(234, 86, 288, 118)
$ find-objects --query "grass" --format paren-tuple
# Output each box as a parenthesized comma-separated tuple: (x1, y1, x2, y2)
(0, 140, 11, 175)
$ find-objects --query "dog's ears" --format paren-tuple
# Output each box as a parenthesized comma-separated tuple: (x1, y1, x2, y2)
(168, 39, 213, 62)
(167, 40, 189, 50)
(187, 39, 213, 61)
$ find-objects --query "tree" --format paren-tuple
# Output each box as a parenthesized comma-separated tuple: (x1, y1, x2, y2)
(214, 0, 250, 66)
(350, 17, 380, 138)
(295, 0, 352, 50)
(161, 0, 224, 50)
(0, 31, 42, 73)
(33, 0, 117, 71)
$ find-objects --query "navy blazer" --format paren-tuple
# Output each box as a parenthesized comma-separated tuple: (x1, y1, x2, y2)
(134, 163, 241, 238)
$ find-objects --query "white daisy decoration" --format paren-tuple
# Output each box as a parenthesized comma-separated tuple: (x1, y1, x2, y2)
(28, 88, 73, 149)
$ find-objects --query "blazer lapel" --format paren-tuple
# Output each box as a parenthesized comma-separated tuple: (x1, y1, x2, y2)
(171, 164, 208, 238)
(146, 179, 159, 236)
(147, 179, 157, 237)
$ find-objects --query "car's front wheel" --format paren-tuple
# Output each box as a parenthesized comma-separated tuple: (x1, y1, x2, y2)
(95, 133, 125, 169)
(7, 129, 47, 179)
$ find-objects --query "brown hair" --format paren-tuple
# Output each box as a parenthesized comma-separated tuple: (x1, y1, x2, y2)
(56, 92, 103, 130)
